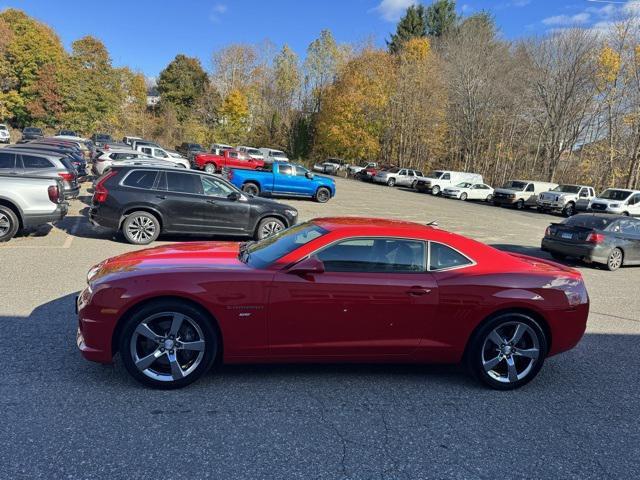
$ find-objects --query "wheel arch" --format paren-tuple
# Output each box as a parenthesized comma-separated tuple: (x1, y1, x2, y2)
(256, 212, 290, 229)
(462, 307, 552, 362)
(119, 206, 165, 230)
(111, 295, 224, 360)
(0, 197, 23, 229)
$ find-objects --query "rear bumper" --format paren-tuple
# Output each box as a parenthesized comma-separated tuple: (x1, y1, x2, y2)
(89, 206, 120, 230)
(541, 237, 610, 264)
(547, 303, 589, 356)
(22, 203, 69, 228)
(64, 185, 80, 199)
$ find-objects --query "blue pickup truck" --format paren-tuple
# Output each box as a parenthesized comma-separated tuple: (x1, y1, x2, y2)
(227, 162, 336, 203)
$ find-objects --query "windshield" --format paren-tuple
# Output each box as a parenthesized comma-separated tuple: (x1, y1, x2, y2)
(25, 128, 42, 134)
(240, 223, 328, 269)
(503, 181, 528, 190)
(0, 125, 8, 131)
(552, 185, 581, 193)
(599, 189, 632, 201)
(427, 171, 443, 179)
(565, 215, 616, 230)
(271, 151, 287, 158)
(456, 182, 472, 188)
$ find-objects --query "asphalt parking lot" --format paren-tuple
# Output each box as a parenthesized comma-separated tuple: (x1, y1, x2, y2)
(1, 176, 639, 479)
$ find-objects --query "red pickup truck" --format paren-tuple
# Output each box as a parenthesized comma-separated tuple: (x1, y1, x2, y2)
(193, 149, 264, 173)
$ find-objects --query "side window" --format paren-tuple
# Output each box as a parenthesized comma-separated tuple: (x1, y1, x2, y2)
(629, 194, 640, 205)
(429, 242, 473, 271)
(579, 188, 588, 198)
(399, 169, 407, 175)
(0, 152, 15, 169)
(526, 183, 535, 192)
(407, 171, 414, 177)
(279, 164, 293, 176)
(122, 170, 157, 189)
(155, 149, 168, 158)
(229, 152, 238, 158)
(295, 166, 309, 177)
(202, 176, 234, 197)
(141, 147, 152, 155)
(316, 238, 426, 273)
(416, 171, 423, 177)
(166, 172, 204, 194)
(442, 173, 451, 180)
(21, 155, 53, 169)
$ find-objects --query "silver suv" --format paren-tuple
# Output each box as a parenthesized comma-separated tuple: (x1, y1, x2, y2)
(0, 148, 79, 198)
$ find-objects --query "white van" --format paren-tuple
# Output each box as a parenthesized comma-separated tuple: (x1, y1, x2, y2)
(493, 180, 558, 209)
(589, 189, 640, 216)
(259, 148, 289, 163)
(414, 170, 483, 195)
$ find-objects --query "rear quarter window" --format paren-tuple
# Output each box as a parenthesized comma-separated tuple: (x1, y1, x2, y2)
(122, 170, 158, 189)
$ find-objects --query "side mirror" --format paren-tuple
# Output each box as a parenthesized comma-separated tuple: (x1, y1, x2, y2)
(287, 256, 325, 276)
(227, 191, 242, 201)
(305, 172, 315, 179)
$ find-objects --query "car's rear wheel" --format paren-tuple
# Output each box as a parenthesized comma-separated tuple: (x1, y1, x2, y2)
(315, 187, 331, 203)
(466, 313, 547, 390)
(242, 182, 260, 196)
(204, 163, 217, 174)
(605, 247, 623, 271)
(255, 217, 285, 240)
(486, 194, 493, 202)
(122, 211, 160, 245)
(0, 206, 19, 242)
(460, 192, 468, 201)
(431, 185, 440, 195)
(387, 178, 396, 187)
(119, 299, 218, 389)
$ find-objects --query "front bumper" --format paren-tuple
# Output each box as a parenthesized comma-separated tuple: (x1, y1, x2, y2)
(442, 191, 461, 198)
(493, 196, 518, 205)
(541, 237, 610, 264)
(537, 200, 565, 211)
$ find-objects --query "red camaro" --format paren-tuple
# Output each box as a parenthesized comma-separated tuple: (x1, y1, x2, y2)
(76, 217, 589, 390)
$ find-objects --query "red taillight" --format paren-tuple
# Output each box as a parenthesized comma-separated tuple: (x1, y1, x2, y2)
(586, 232, 605, 244)
(47, 185, 60, 204)
(94, 171, 117, 203)
(58, 172, 75, 182)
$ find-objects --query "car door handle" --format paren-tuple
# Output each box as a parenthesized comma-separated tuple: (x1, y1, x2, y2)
(156, 195, 166, 200)
(407, 287, 432, 296)
(206, 199, 216, 205)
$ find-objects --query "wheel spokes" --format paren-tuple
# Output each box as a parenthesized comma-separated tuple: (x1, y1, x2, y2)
(505, 356, 518, 382)
(483, 355, 502, 370)
(510, 324, 526, 345)
(167, 352, 184, 380)
(514, 347, 539, 360)
(135, 323, 162, 343)
(488, 330, 505, 347)
(135, 348, 164, 370)
(180, 340, 205, 352)
(169, 313, 185, 336)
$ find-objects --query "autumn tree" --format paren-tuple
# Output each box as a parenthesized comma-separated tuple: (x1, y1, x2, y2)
(157, 54, 208, 122)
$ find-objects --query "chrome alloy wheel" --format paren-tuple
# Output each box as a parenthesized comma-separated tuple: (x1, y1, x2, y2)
(0, 212, 10, 236)
(127, 215, 156, 243)
(607, 248, 623, 271)
(481, 321, 540, 384)
(130, 312, 206, 382)
(260, 220, 284, 238)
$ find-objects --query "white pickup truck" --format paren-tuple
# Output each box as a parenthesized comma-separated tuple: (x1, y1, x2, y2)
(0, 174, 68, 241)
(536, 184, 596, 217)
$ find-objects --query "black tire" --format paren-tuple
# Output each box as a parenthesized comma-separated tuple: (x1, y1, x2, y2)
(119, 299, 218, 389)
(0, 205, 20, 242)
(562, 202, 575, 217)
(465, 313, 547, 390)
(460, 192, 468, 201)
(315, 187, 331, 203)
(431, 185, 441, 195)
(411, 180, 417, 189)
(605, 247, 623, 271)
(536, 206, 545, 213)
(204, 163, 217, 174)
(486, 194, 493, 202)
(387, 178, 396, 187)
(122, 211, 160, 245)
(622, 211, 630, 216)
(255, 216, 285, 240)
(516, 199, 525, 210)
(242, 182, 260, 196)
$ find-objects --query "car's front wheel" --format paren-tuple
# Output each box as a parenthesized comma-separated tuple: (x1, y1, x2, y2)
(460, 192, 468, 201)
(315, 187, 331, 203)
(431, 185, 440, 195)
(122, 211, 160, 245)
(0, 205, 19, 242)
(119, 299, 218, 389)
(466, 313, 547, 390)
(255, 217, 285, 240)
(562, 202, 575, 217)
(204, 163, 216, 174)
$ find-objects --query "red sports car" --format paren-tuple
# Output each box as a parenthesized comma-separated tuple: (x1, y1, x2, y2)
(76, 217, 589, 390)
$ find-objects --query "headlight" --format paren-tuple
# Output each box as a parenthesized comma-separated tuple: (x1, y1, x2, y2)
(285, 209, 297, 217)
(509, 194, 516, 199)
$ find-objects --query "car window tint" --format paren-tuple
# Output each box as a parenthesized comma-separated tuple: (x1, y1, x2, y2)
(0, 152, 15, 169)
(21, 155, 53, 168)
(202, 176, 234, 197)
(416, 171, 423, 177)
(279, 164, 293, 175)
(317, 238, 426, 273)
(123, 170, 157, 189)
(429, 242, 473, 271)
(166, 172, 203, 194)
(526, 183, 534, 192)
(442, 173, 450, 180)
(619, 219, 640, 234)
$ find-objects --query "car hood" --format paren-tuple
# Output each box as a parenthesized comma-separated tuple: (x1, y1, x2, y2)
(88, 242, 249, 284)
(494, 187, 522, 194)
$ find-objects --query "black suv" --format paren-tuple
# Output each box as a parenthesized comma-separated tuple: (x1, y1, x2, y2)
(176, 142, 204, 159)
(90, 166, 298, 244)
